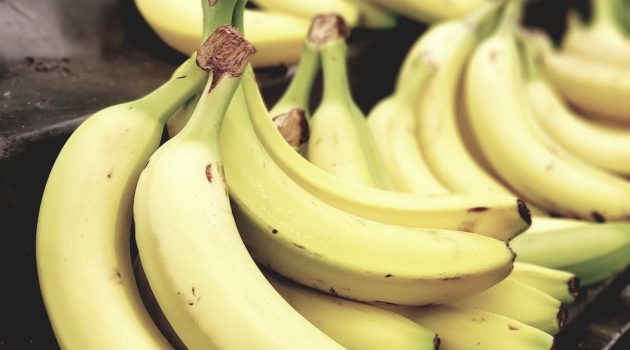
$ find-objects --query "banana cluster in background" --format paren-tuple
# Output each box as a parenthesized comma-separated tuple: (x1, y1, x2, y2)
(35, 0, 630, 349)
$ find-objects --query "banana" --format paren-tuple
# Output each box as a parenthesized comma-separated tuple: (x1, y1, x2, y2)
(410, 2, 511, 196)
(521, 32, 630, 176)
(344, 0, 398, 29)
(543, 48, 630, 126)
(239, 48, 530, 239)
(266, 272, 439, 350)
(526, 217, 588, 234)
(366, 54, 450, 194)
(35, 55, 207, 349)
(511, 262, 579, 305)
(306, 15, 394, 190)
(363, 0, 486, 23)
(464, 1, 630, 221)
(134, 26, 342, 349)
(448, 277, 564, 335)
(561, 10, 630, 67)
(511, 223, 630, 286)
(221, 85, 515, 306)
(135, 0, 311, 67)
(392, 305, 554, 350)
(252, 0, 360, 28)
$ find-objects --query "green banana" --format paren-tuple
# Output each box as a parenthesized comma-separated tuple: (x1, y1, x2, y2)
(511, 224, 630, 286)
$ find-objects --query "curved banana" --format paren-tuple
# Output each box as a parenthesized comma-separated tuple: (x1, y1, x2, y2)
(522, 35, 630, 176)
(306, 15, 394, 190)
(526, 217, 588, 234)
(221, 87, 515, 305)
(266, 273, 439, 350)
(464, 3, 630, 221)
(252, 0, 360, 28)
(134, 27, 341, 349)
(367, 54, 449, 194)
(561, 10, 630, 67)
(240, 63, 530, 239)
(449, 278, 564, 335)
(511, 223, 630, 286)
(411, 2, 511, 196)
(363, 0, 486, 23)
(345, 0, 398, 29)
(393, 305, 554, 350)
(543, 49, 630, 126)
(511, 262, 579, 305)
(135, 0, 311, 67)
(36, 57, 206, 349)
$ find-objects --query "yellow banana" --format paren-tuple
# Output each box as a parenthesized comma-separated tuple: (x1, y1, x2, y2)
(363, 0, 487, 23)
(449, 278, 564, 335)
(393, 305, 554, 350)
(464, 1, 630, 221)
(135, 0, 311, 67)
(36, 56, 206, 350)
(266, 273, 439, 350)
(511, 262, 580, 305)
(221, 85, 515, 306)
(134, 26, 342, 349)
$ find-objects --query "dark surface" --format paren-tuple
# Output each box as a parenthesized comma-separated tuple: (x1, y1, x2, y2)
(1, 0, 628, 349)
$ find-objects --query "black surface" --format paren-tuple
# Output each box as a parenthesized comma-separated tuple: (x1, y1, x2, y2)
(1, 0, 628, 349)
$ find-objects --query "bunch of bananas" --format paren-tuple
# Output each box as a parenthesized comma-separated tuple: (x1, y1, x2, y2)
(35, 0, 630, 349)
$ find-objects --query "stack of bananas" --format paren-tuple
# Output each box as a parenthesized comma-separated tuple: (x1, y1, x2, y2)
(35, 0, 630, 349)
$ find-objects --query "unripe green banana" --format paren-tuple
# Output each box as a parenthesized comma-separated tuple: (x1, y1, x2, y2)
(511, 224, 630, 286)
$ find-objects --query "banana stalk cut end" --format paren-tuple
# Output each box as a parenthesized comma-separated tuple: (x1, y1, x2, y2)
(272, 108, 310, 152)
(517, 199, 532, 226)
(196, 25, 256, 90)
(308, 14, 350, 46)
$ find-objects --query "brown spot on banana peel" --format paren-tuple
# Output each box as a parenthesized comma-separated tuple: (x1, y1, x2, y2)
(458, 221, 476, 233)
(433, 336, 440, 350)
(208, 0, 217, 6)
(507, 323, 519, 331)
(517, 199, 532, 225)
(205, 163, 212, 182)
(467, 207, 489, 213)
(591, 211, 606, 223)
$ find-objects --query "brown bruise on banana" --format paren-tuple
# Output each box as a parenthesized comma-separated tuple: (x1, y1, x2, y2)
(308, 14, 350, 46)
(110, 267, 122, 284)
(205, 163, 213, 182)
(432, 336, 440, 350)
(467, 206, 489, 213)
(458, 220, 476, 233)
(471, 316, 488, 322)
(272, 108, 310, 151)
(591, 211, 606, 223)
(208, 0, 217, 6)
(517, 199, 532, 225)
(196, 25, 256, 92)
(507, 323, 519, 331)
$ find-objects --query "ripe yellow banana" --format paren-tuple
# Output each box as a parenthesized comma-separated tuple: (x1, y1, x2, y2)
(135, 0, 311, 67)
(36, 56, 206, 349)
(561, 10, 630, 67)
(306, 15, 394, 190)
(511, 223, 630, 286)
(363, 0, 487, 23)
(521, 33, 630, 176)
(464, 2, 630, 221)
(543, 49, 630, 126)
(366, 47, 450, 194)
(393, 305, 554, 350)
(221, 84, 515, 306)
(266, 272, 439, 350)
(134, 26, 341, 349)
(410, 2, 510, 196)
(345, 0, 398, 29)
(449, 278, 564, 335)
(240, 58, 531, 239)
(511, 262, 579, 305)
